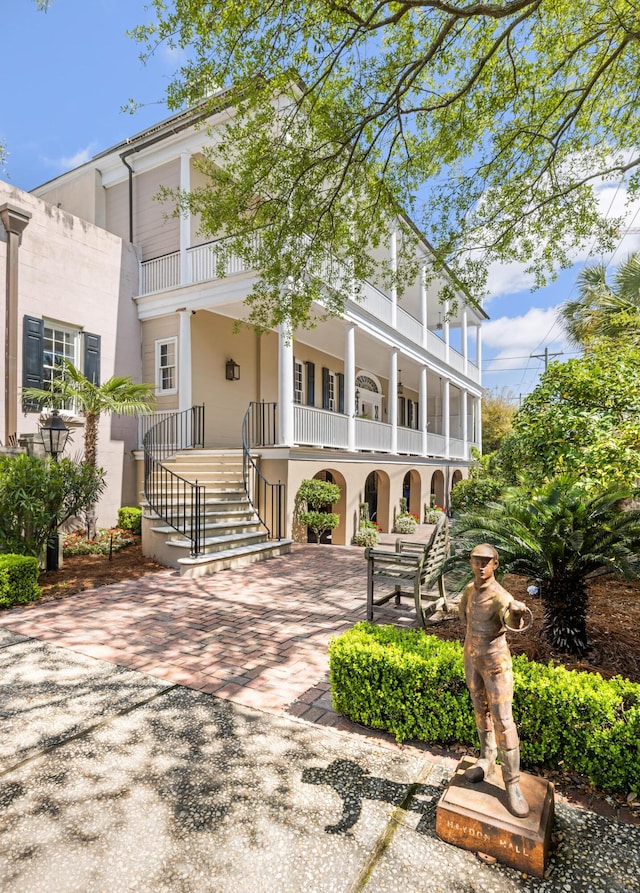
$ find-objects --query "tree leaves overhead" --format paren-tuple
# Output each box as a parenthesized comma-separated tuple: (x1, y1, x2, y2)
(133, 1, 640, 327)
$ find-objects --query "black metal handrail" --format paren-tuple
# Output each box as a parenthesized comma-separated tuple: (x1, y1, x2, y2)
(143, 405, 206, 556)
(242, 402, 284, 540)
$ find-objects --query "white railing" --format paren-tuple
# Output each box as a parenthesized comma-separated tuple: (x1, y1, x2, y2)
(397, 306, 424, 345)
(189, 243, 217, 284)
(427, 432, 447, 456)
(355, 418, 393, 452)
(397, 426, 423, 455)
(141, 252, 180, 294)
(357, 280, 393, 326)
(450, 437, 467, 460)
(293, 405, 349, 448)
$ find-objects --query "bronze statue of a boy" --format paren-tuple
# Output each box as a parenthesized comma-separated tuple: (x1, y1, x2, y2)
(459, 543, 530, 818)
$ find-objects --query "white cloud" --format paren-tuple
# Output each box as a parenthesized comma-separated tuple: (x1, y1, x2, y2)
(482, 306, 569, 372)
(43, 143, 97, 172)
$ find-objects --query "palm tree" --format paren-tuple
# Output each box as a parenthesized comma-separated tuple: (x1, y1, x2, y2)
(24, 361, 154, 535)
(559, 253, 640, 346)
(447, 477, 640, 656)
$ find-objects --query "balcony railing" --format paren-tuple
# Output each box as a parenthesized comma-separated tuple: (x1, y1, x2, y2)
(139, 237, 479, 380)
(294, 404, 349, 448)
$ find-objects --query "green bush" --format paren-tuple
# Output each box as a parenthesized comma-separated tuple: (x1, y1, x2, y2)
(329, 622, 640, 794)
(393, 514, 418, 534)
(423, 507, 446, 524)
(353, 523, 379, 547)
(117, 506, 142, 534)
(0, 555, 40, 608)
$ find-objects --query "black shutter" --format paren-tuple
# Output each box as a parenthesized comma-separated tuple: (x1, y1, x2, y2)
(399, 396, 406, 426)
(22, 315, 44, 411)
(322, 366, 330, 410)
(83, 332, 101, 385)
(306, 361, 315, 406)
(408, 400, 414, 429)
(415, 401, 419, 430)
(337, 373, 344, 414)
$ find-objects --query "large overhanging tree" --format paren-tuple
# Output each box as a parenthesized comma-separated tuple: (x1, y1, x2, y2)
(132, 0, 640, 330)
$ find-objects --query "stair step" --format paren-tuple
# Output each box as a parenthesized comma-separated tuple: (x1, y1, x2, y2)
(176, 539, 293, 578)
(167, 530, 269, 553)
(151, 519, 262, 537)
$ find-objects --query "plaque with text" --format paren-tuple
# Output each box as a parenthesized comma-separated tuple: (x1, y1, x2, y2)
(435, 758, 555, 878)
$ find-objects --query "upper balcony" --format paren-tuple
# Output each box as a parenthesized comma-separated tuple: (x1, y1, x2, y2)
(139, 236, 482, 385)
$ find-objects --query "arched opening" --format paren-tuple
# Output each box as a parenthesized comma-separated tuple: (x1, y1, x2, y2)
(402, 469, 422, 519)
(309, 469, 348, 545)
(451, 469, 463, 487)
(363, 469, 391, 532)
(430, 469, 445, 511)
(355, 371, 383, 421)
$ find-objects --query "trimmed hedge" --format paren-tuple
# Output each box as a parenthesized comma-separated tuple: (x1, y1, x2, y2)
(329, 622, 640, 795)
(0, 555, 41, 608)
(117, 506, 142, 535)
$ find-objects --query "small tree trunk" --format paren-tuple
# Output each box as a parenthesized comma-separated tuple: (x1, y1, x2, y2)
(541, 575, 589, 656)
(84, 410, 99, 539)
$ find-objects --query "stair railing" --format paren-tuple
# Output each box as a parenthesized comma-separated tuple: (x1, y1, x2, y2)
(242, 401, 284, 540)
(143, 405, 206, 556)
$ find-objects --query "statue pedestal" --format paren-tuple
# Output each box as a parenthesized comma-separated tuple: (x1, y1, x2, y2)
(436, 758, 554, 878)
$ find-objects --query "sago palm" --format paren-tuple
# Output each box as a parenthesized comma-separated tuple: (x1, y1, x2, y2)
(559, 253, 640, 347)
(447, 476, 640, 656)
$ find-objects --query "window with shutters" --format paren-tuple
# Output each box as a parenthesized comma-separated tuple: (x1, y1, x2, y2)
(22, 315, 101, 412)
(155, 338, 178, 395)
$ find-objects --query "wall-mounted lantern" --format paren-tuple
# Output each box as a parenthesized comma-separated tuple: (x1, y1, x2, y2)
(225, 359, 240, 381)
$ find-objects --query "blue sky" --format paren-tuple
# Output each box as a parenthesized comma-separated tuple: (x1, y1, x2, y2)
(5, 0, 639, 400)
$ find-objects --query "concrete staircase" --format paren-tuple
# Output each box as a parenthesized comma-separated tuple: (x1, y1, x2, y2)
(142, 450, 291, 577)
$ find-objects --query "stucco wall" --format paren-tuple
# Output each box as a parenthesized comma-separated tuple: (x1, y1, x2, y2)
(0, 180, 142, 526)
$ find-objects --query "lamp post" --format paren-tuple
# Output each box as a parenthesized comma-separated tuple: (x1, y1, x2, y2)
(39, 410, 70, 460)
(39, 411, 70, 571)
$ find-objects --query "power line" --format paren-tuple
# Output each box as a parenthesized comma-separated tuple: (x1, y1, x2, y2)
(530, 346, 563, 370)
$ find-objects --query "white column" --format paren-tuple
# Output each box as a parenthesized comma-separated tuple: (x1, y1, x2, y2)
(443, 379, 450, 459)
(462, 309, 468, 375)
(419, 365, 428, 457)
(443, 299, 450, 364)
(345, 324, 356, 452)
(177, 309, 192, 415)
(179, 152, 191, 286)
(278, 322, 294, 446)
(476, 324, 482, 370)
(389, 349, 398, 453)
(420, 264, 428, 349)
(390, 230, 398, 330)
(462, 388, 468, 460)
(476, 394, 483, 453)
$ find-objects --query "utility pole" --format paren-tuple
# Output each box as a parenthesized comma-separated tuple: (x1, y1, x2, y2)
(530, 346, 563, 370)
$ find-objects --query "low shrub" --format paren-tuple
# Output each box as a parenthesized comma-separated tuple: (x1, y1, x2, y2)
(423, 507, 445, 524)
(329, 622, 640, 795)
(393, 514, 418, 534)
(117, 506, 142, 534)
(353, 525, 379, 547)
(0, 555, 40, 608)
(63, 528, 137, 556)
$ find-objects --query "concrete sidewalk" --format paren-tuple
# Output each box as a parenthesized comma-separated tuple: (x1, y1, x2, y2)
(1, 628, 639, 892)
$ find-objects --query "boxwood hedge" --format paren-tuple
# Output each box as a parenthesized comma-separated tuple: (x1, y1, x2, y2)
(328, 622, 640, 795)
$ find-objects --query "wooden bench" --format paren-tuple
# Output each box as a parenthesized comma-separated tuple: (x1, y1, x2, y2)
(364, 514, 450, 629)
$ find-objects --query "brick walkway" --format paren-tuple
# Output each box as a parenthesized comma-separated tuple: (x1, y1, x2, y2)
(0, 543, 418, 729)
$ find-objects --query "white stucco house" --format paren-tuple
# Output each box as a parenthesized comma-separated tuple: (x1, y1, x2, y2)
(2, 94, 487, 575)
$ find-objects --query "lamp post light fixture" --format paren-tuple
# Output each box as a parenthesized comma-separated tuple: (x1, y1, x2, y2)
(225, 358, 241, 381)
(39, 410, 70, 460)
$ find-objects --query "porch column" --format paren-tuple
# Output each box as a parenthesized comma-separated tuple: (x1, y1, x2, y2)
(389, 349, 398, 453)
(461, 388, 468, 460)
(177, 309, 192, 414)
(476, 324, 482, 369)
(278, 322, 294, 446)
(462, 309, 468, 375)
(443, 299, 450, 364)
(476, 393, 483, 453)
(419, 364, 428, 457)
(345, 323, 356, 451)
(390, 230, 398, 330)
(420, 264, 428, 349)
(0, 203, 31, 444)
(179, 152, 191, 286)
(443, 378, 450, 460)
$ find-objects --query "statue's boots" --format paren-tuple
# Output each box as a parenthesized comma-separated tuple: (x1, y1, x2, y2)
(464, 729, 497, 783)
(499, 747, 530, 818)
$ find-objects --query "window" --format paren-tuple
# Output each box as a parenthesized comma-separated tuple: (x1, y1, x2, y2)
(22, 315, 100, 412)
(155, 338, 177, 395)
(294, 360, 304, 405)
